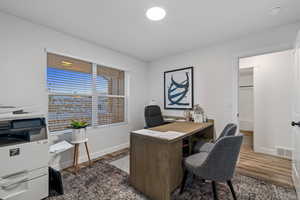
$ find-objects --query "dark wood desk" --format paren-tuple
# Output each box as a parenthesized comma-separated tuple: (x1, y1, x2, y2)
(130, 121, 214, 200)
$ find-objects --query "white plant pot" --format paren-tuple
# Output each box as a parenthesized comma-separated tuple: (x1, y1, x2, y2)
(71, 128, 87, 143)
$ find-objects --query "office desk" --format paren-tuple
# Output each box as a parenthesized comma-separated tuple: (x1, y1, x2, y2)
(130, 121, 214, 200)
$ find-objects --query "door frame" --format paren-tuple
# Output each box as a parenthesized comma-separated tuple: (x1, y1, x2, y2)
(291, 32, 300, 199)
(232, 43, 292, 142)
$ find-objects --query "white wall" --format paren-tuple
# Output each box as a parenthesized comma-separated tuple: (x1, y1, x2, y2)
(239, 69, 254, 131)
(246, 50, 292, 155)
(0, 12, 148, 169)
(148, 22, 300, 136)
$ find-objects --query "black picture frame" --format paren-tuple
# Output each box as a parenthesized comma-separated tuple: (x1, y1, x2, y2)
(164, 66, 194, 110)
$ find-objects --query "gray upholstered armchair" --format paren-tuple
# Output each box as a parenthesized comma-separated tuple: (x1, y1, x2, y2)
(193, 123, 237, 153)
(181, 135, 243, 200)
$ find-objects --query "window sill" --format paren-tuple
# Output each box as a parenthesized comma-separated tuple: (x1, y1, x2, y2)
(49, 121, 128, 136)
(50, 129, 72, 136)
(93, 121, 128, 129)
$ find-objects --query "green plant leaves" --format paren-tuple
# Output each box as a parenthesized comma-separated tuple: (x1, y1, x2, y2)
(70, 120, 89, 129)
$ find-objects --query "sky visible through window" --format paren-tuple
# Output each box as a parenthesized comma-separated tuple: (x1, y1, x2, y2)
(47, 67, 108, 94)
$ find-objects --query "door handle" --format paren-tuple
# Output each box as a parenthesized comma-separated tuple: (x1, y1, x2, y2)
(291, 121, 300, 127)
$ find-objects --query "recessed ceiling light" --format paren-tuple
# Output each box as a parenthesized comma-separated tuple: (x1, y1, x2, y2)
(270, 6, 281, 16)
(146, 7, 166, 21)
(61, 61, 72, 66)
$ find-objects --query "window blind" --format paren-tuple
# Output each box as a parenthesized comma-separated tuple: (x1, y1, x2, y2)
(48, 95, 92, 132)
(97, 65, 125, 126)
(97, 65, 125, 95)
(47, 53, 93, 132)
(47, 53, 126, 132)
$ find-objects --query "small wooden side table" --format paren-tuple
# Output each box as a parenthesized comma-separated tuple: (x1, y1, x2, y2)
(71, 138, 92, 174)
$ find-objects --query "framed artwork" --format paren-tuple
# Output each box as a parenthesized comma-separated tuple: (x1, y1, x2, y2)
(164, 67, 194, 110)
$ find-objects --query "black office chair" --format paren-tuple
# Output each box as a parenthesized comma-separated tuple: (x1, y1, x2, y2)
(144, 105, 165, 128)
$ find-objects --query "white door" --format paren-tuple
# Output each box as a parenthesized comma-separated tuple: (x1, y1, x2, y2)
(292, 30, 300, 198)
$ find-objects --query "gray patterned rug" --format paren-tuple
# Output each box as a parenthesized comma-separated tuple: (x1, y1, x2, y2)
(47, 154, 297, 200)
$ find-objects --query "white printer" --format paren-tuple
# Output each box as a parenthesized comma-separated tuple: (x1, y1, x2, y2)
(0, 112, 49, 200)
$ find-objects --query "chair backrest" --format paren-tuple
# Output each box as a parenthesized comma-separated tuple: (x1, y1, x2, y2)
(200, 135, 243, 181)
(144, 105, 164, 128)
(217, 123, 237, 141)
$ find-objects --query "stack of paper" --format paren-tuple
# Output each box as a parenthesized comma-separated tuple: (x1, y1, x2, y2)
(49, 140, 74, 154)
(133, 129, 185, 140)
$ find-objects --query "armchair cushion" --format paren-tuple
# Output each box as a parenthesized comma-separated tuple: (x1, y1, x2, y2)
(193, 141, 214, 153)
(184, 152, 209, 174)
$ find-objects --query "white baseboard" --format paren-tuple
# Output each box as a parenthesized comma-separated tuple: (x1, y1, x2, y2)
(52, 142, 129, 170)
(254, 146, 277, 156)
(254, 145, 294, 159)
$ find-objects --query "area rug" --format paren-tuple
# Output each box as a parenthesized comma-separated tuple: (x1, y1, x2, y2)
(47, 154, 297, 200)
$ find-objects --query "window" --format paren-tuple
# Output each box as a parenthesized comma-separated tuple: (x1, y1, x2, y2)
(47, 53, 126, 132)
(96, 65, 125, 125)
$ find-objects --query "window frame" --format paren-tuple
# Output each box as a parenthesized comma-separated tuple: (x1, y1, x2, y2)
(47, 52, 128, 134)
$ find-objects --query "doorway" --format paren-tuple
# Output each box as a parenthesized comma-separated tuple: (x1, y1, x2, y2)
(236, 50, 294, 188)
(238, 67, 254, 150)
(238, 50, 293, 156)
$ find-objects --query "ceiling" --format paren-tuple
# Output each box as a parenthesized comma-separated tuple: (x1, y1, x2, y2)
(0, 0, 300, 62)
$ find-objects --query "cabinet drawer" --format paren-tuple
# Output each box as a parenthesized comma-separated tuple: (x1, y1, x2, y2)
(0, 173, 48, 200)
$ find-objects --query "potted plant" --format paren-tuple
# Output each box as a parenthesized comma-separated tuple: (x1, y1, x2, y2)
(70, 120, 89, 143)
